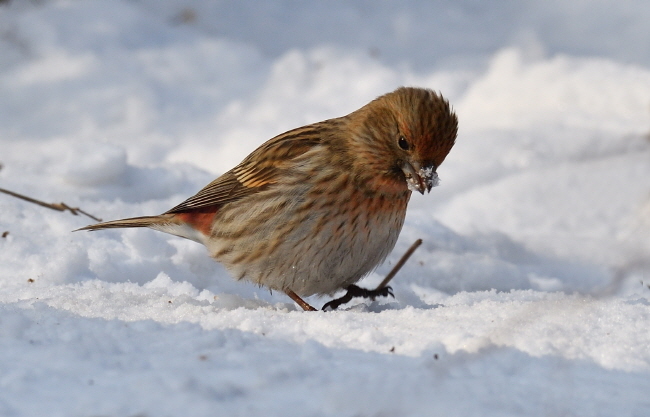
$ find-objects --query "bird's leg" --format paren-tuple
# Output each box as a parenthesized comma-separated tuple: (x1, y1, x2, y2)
(322, 239, 423, 311)
(285, 290, 317, 311)
(322, 284, 394, 311)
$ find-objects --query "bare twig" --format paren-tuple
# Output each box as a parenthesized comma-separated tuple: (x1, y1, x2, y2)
(375, 238, 423, 290)
(0, 187, 102, 222)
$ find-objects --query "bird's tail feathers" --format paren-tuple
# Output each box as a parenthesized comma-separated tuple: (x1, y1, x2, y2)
(75, 214, 206, 244)
(75, 215, 173, 232)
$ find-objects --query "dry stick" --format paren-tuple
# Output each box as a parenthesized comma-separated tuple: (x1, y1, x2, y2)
(0, 187, 102, 222)
(375, 238, 423, 290)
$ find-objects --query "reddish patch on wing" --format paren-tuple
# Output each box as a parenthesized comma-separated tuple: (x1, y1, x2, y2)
(174, 210, 217, 236)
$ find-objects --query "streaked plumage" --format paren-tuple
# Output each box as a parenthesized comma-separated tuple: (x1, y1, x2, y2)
(78, 87, 458, 310)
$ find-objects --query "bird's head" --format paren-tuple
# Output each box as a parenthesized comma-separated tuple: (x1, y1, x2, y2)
(349, 87, 458, 195)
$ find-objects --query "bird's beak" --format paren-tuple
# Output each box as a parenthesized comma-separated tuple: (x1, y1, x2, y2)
(401, 161, 439, 194)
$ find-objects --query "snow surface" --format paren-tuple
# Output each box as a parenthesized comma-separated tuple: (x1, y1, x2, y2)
(1, 1, 649, 416)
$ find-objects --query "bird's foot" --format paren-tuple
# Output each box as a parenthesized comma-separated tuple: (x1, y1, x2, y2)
(322, 284, 394, 311)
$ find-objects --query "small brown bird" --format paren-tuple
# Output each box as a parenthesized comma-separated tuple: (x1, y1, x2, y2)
(78, 87, 458, 311)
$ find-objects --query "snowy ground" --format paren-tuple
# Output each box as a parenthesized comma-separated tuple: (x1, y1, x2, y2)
(1, 1, 650, 416)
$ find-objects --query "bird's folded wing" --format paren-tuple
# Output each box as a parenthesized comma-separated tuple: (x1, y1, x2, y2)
(165, 125, 326, 214)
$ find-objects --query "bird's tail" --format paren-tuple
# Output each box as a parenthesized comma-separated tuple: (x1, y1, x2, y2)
(75, 214, 206, 244)
(75, 215, 171, 231)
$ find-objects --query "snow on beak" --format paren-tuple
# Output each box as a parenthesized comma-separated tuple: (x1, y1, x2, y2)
(401, 161, 439, 194)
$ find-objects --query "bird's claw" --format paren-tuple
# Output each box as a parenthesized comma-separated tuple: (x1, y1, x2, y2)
(380, 286, 394, 299)
(322, 285, 394, 311)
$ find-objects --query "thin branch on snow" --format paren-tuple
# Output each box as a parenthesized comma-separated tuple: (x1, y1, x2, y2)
(0, 187, 102, 222)
(375, 238, 423, 290)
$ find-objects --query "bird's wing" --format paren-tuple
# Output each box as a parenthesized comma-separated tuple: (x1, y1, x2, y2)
(165, 123, 330, 214)
(164, 170, 257, 213)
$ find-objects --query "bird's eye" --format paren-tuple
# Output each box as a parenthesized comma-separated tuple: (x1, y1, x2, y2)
(398, 136, 410, 151)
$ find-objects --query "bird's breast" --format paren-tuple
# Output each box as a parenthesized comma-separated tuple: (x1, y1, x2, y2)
(203, 168, 411, 296)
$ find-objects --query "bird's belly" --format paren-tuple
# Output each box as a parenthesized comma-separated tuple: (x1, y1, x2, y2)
(207, 190, 409, 296)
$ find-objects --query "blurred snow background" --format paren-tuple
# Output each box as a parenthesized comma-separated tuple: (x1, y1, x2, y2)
(0, 1, 649, 416)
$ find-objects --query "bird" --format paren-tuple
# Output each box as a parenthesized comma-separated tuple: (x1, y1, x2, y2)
(77, 87, 458, 311)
